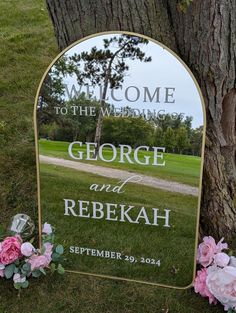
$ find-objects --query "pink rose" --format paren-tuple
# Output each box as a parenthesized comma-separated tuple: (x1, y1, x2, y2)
(0, 236, 22, 265)
(214, 253, 230, 267)
(197, 236, 228, 267)
(206, 266, 236, 311)
(216, 238, 228, 253)
(28, 255, 50, 270)
(42, 223, 52, 235)
(28, 242, 53, 270)
(43, 242, 53, 263)
(197, 237, 217, 267)
(21, 242, 35, 257)
(194, 268, 217, 304)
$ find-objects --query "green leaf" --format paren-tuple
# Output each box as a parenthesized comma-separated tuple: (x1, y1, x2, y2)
(14, 283, 21, 290)
(21, 280, 29, 289)
(39, 267, 46, 275)
(41, 246, 46, 254)
(32, 269, 42, 278)
(52, 252, 60, 262)
(14, 267, 19, 274)
(42, 234, 54, 244)
(22, 263, 31, 272)
(21, 262, 31, 276)
(51, 234, 55, 243)
(50, 263, 56, 273)
(29, 237, 35, 244)
(56, 245, 64, 255)
(5, 264, 15, 279)
(57, 264, 65, 275)
(21, 269, 27, 276)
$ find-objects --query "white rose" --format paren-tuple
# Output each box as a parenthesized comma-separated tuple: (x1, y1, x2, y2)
(42, 222, 52, 234)
(21, 242, 35, 257)
(214, 253, 230, 267)
(13, 273, 26, 283)
(206, 266, 236, 311)
(229, 256, 236, 268)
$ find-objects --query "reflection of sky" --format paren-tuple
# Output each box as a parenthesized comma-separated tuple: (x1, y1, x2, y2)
(59, 34, 203, 128)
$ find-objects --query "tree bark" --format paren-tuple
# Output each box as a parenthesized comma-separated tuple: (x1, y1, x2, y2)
(165, 0, 236, 241)
(46, 0, 177, 51)
(46, 0, 236, 242)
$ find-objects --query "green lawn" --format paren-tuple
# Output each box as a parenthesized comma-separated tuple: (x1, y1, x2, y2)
(0, 0, 58, 223)
(0, 0, 224, 312)
(39, 140, 202, 186)
(40, 163, 198, 287)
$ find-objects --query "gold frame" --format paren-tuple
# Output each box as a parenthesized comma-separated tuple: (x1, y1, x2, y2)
(34, 30, 206, 290)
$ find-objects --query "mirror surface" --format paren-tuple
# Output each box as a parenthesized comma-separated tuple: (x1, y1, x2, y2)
(35, 32, 205, 287)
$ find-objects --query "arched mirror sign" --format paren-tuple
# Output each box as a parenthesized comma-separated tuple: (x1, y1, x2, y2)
(34, 32, 206, 288)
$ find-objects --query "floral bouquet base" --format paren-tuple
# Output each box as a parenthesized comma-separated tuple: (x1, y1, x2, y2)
(0, 220, 65, 290)
(194, 236, 236, 312)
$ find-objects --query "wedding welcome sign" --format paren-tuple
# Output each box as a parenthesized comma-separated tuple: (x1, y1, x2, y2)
(34, 31, 205, 288)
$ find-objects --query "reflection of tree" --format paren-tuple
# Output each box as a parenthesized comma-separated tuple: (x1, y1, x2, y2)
(38, 43, 201, 156)
(102, 116, 154, 147)
(68, 35, 152, 155)
(39, 93, 101, 142)
(38, 56, 75, 128)
(190, 126, 203, 156)
(153, 114, 202, 155)
(164, 127, 176, 153)
(176, 126, 190, 154)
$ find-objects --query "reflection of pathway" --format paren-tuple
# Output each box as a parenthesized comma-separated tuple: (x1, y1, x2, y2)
(39, 155, 199, 196)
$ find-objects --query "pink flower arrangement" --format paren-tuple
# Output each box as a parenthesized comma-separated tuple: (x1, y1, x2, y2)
(197, 236, 228, 267)
(194, 236, 236, 312)
(28, 243, 53, 270)
(194, 268, 217, 304)
(0, 236, 22, 265)
(0, 221, 64, 290)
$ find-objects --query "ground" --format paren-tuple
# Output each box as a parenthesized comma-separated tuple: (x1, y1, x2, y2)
(39, 154, 199, 195)
(0, 0, 224, 312)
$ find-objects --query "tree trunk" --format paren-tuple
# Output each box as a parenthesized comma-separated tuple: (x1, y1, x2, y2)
(46, 0, 236, 242)
(165, 0, 236, 242)
(94, 83, 108, 155)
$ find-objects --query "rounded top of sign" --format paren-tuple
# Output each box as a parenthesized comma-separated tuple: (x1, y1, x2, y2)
(35, 31, 205, 129)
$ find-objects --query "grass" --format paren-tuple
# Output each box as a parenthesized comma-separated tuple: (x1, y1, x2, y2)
(0, 0, 224, 312)
(40, 163, 198, 287)
(39, 139, 202, 186)
(0, 0, 58, 223)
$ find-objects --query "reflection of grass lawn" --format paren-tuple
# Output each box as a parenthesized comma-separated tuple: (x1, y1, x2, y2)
(40, 163, 199, 287)
(39, 140, 202, 186)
